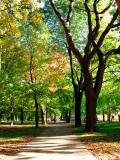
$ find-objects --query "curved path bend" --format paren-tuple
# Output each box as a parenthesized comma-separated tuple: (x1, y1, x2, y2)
(11, 123, 96, 160)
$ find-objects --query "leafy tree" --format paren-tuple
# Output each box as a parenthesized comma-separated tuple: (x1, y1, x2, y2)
(42, 2, 86, 126)
(49, 0, 120, 131)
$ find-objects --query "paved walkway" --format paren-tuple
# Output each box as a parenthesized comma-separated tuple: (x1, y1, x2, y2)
(11, 123, 96, 160)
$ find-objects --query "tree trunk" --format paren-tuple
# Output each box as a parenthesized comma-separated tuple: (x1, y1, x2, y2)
(74, 86, 82, 127)
(85, 92, 98, 132)
(67, 46, 83, 127)
(84, 55, 106, 132)
(66, 110, 71, 123)
(21, 108, 24, 125)
(0, 112, 2, 122)
(10, 95, 14, 126)
(103, 111, 105, 122)
(84, 64, 98, 132)
(10, 106, 14, 126)
(41, 105, 46, 125)
(35, 95, 39, 128)
(60, 114, 63, 120)
(107, 111, 111, 122)
(46, 110, 47, 123)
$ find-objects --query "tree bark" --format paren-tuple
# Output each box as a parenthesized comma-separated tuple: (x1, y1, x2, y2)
(46, 109, 47, 123)
(35, 95, 39, 128)
(83, 62, 98, 132)
(103, 111, 105, 122)
(116, 0, 120, 15)
(41, 105, 46, 125)
(74, 85, 82, 126)
(0, 112, 2, 122)
(10, 106, 14, 126)
(21, 108, 24, 125)
(107, 107, 111, 122)
(67, 46, 83, 127)
(85, 90, 98, 132)
(10, 95, 14, 126)
(66, 110, 71, 123)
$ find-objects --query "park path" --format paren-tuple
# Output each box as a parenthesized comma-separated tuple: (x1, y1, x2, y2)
(10, 122, 96, 160)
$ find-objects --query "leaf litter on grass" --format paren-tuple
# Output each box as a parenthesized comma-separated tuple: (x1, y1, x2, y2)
(0, 125, 46, 157)
(68, 122, 120, 160)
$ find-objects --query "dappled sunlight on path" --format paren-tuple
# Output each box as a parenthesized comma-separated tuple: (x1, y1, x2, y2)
(10, 123, 96, 160)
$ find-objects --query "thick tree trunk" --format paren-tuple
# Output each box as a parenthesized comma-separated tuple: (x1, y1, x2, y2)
(41, 105, 46, 125)
(84, 55, 105, 132)
(84, 64, 98, 132)
(21, 108, 24, 125)
(85, 92, 98, 132)
(35, 95, 39, 128)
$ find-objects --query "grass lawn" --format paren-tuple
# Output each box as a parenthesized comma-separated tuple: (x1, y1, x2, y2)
(68, 121, 120, 160)
(0, 122, 47, 157)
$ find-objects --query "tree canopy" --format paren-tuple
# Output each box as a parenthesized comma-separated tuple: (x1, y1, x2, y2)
(0, 0, 120, 130)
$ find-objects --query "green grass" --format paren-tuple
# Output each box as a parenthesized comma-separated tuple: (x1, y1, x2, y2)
(0, 121, 40, 125)
(0, 126, 46, 140)
(69, 121, 120, 134)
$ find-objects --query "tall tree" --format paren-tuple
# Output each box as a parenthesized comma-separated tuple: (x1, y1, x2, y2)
(49, 0, 120, 131)
(42, 2, 86, 127)
(67, 46, 84, 126)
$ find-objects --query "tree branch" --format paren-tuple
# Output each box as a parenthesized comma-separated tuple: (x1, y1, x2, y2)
(67, 45, 76, 85)
(102, 77, 114, 83)
(79, 69, 84, 92)
(111, 23, 120, 28)
(84, 0, 92, 55)
(66, 0, 74, 22)
(49, 0, 65, 26)
(89, 9, 119, 60)
(105, 46, 120, 60)
(92, 0, 100, 41)
(74, 68, 80, 84)
(115, 0, 120, 15)
(49, 0, 83, 67)
(98, 1, 114, 14)
(104, 71, 120, 73)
